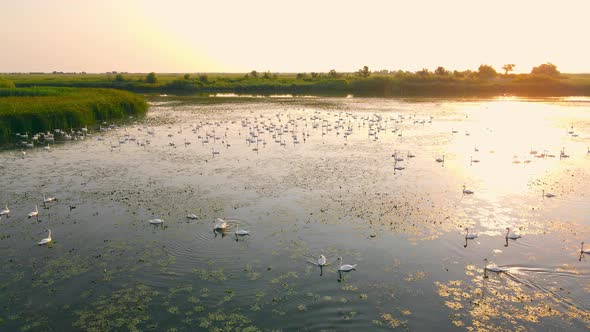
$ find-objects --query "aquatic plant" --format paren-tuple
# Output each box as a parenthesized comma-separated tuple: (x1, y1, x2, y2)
(0, 87, 147, 140)
(74, 284, 158, 332)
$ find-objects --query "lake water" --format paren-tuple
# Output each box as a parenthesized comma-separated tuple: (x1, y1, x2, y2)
(1, 96, 590, 331)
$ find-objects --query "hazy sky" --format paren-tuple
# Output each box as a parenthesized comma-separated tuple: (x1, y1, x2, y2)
(1, 0, 589, 73)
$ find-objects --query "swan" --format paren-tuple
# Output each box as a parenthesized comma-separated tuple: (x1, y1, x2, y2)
(483, 258, 504, 278)
(43, 195, 57, 204)
(580, 242, 590, 254)
(0, 204, 9, 216)
(337, 257, 357, 272)
(235, 227, 250, 236)
(38, 229, 52, 245)
(542, 190, 555, 198)
(462, 185, 474, 195)
(186, 214, 199, 220)
(149, 218, 165, 224)
(213, 218, 227, 230)
(505, 227, 522, 240)
(407, 151, 415, 158)
(470, 156, 480, 164)
(318, 255, 327, 267)
(28, 205, 39, 218)
(435, 155, 445, 163)
(465, 228, 478, 240)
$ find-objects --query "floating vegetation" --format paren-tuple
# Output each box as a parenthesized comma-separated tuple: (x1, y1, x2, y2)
(435, 266, 590, 331)
(197, 311, 259, 331)
(373, 313, 408, 330)
(404, 271, 427, 282)
(192, 268, 228, 282)
(74, 284, 158, 332)
(32, 253, 90, 288)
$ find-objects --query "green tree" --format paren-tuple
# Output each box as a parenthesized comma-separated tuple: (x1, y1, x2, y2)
(310, 72, 319, 78)
(146, 72, 158, 83)
(501, 64, 515, 76)
(328, 69, 339, 78)
(115, 74, 125, 82)
(198, 74, 209, 83)
(531, 63, 560, 77)
(477, 65, 497, 79)
(296, 73, 307, 79)
(357, 66, 370, 77)
(262, 71, 272, 79)
(416, 68, 431, 77)
(183, 73, 191, 80)
(434, 66, 449, 76)
(250, 70, 259, 78)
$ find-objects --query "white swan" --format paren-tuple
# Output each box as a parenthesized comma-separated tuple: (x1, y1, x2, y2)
(465, 228, 478, 240)
(462, 185, 474, 195)
(505, 227, 522, 240)
(318, 255, 327, 267)
(235, 227, 250, 236)
(435, 154, 445, 163)
(470, 156, 480, 164)
(149, 218, 165, 224)
(542, 190, 555, 198)
(43, 195, 57, 204)
(337, 257, 357, 272)
(0, 204, 9, 216)
(38, 229, 52, 245)
(186, 214, 199, 220)
(213, 218, 227, 230)
(28, 205, 39, 218)
(580, 242, 590, 254)
(483, 258, 504, 277)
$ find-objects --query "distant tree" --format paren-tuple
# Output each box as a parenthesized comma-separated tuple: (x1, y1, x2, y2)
(198, 74, 209, 83)
(0, 79, 16, 88)
(115, 74, 125, 82)
(357, 66, 370, 78)
(250, 70, 259, 78)
(328, 69, 339, 78)
(452, 70, 464, 78)
(501, 64, 515, 76)
(146, 72, 158, 83)
(477, 65, 497, 79)
(184, 73, 191, 80)
(416, 68, 431, 77)
(262, 71, 272, 79)
(310, 72, 319, 78)
(435, 66, 449, 76)
(296, 73, 308, 79)
(531, 63, 560, 77)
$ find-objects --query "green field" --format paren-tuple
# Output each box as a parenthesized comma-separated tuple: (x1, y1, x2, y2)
(0, 87, 147, 140)
(2, 70, 590, 97)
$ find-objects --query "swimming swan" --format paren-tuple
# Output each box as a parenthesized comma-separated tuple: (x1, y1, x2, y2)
(337, 257, 357, 272)
(38, 229, 52, 245)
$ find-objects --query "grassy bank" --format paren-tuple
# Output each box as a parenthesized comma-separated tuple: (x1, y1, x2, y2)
(3, 72, 590, 97)
(0, 87, 147, 140)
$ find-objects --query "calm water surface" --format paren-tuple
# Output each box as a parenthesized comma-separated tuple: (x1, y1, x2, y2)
(1, 96, 589, 331)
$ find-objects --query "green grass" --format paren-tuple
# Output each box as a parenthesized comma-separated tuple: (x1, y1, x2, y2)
(3, 72, 590, 97)
(0, 87, 147, 140)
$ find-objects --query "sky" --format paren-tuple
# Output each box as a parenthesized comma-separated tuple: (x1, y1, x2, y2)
(1, 0, 589, 73)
